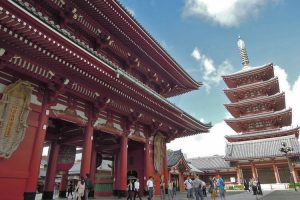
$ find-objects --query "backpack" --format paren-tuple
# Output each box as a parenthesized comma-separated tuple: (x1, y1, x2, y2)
(200, 181, 206, 189)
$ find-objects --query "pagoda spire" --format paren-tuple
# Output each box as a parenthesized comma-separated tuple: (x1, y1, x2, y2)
(237, 35, 249, 69)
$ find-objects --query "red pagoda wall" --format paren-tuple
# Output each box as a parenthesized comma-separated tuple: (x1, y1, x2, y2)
(0, 103, 42, 200)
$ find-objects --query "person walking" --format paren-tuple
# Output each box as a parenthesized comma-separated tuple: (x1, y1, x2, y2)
(184, 175, 193, 200)
(167, 180, 173, 200)
(75, 177, 85, 200)
(127, 179, 134, 200)
(67, 181, 74, 199)
(133, 178, 142, 200)
(147, 176, 154, 200)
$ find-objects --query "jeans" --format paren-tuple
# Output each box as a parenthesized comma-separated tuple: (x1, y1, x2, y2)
(194, 188, 204, 200)
(148, 187, 153, 200)
(187, 188, 193, 198)
(168, 189, 173, 200)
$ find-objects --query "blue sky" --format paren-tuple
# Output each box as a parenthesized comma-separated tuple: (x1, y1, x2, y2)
(119, 0, 300, 157)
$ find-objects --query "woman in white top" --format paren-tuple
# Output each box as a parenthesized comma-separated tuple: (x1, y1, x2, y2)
(76, 177, 85, 200)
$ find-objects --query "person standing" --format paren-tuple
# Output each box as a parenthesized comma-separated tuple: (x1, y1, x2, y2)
(147, 176, 154, 200)
(217, 175, 225, 200)
(193, 175, 204, 200)
(167, 180, 173, 200)
(84, 174, 91, 200)
(133, 178, 142, 200)
(184, 176, 193, 200)
(172, 180, 176, 197)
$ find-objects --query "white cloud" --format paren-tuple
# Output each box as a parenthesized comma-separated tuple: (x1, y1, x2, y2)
(191, 47, 202, 60)
(167, 120, 236, 158)
(274, 65, 300, 127)
(191, 47, 234, 92)
(182, 0, 274, 27)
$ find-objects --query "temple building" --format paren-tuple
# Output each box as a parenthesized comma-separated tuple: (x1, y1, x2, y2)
(222, 37, 300, 187)
(0, 1, 210, 199)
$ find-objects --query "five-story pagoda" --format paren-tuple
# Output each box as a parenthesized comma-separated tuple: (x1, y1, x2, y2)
(222, 37, 300, 186)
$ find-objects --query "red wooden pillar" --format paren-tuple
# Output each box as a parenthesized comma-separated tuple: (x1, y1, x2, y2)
(289, 160, 298, 183)
(144, 138, 150, 180)
(272, 160, 280, 183)
(163, 142, 168, 192)
(24, 96, 49, 199)
(42, 141, 60, 199)
(250, 161, 257, 178)
(236, 165, 241, 184)
(59, 172, 68, 198)
(80, 116, 94, 177)
(118, 135, 128, 196)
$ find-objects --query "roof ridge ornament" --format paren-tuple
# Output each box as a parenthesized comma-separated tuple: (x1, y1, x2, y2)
(237, 35, 250, 70)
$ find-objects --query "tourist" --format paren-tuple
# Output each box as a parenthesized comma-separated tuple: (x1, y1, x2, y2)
(257, 177, 263, 195)
(217, 175, 225, 200)
(252, 177, 258, 195)
(243, 179, 250, 192)
(127, 179, 134, 200)
(67, 181, 74, 199)
(84, 174, 92, 200)
(202, 180, 207, 197)
(133, 178, 142, 200)
(147, 176, 154, 200)
(184, 175, 193, 199)
(167, 180, 173, 200)
(193, 175, 204, 200)
(209, 177, 217, 200)
(172, 180, 177, 197)
(160, 175, 165, 200)
(75, 177, 85, 200)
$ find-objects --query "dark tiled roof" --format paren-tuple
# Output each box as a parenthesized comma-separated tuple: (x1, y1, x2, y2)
(167, 150, 185, 167)
(187, 155, 233, 171)
(224, 136, 300, 160)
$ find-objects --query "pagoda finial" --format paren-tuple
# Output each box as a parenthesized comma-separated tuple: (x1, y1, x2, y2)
(237, 35, 249, 69)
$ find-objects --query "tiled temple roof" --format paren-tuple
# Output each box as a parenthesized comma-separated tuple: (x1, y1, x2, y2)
(224, 136, 300, 160)
(167, 149, 185, 167)
(188, 155, 233, 171)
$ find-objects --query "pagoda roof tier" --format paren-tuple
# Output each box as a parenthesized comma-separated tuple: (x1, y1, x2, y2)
(20, 0, 200, 97)
(222, 63, 274, 88)
(225, 108, 292, 133)
(224, 77, 279, 103)
(0, 2, 211, 139)
(224, 92, 285, 118)
(224, 135, 300, 161)
(225, 127, 299, 142)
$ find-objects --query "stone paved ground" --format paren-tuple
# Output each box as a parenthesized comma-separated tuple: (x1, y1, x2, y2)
(36, 190, 300, 200)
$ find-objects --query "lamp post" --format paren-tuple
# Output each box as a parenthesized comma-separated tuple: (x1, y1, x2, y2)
(279, 142, 297, 191)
